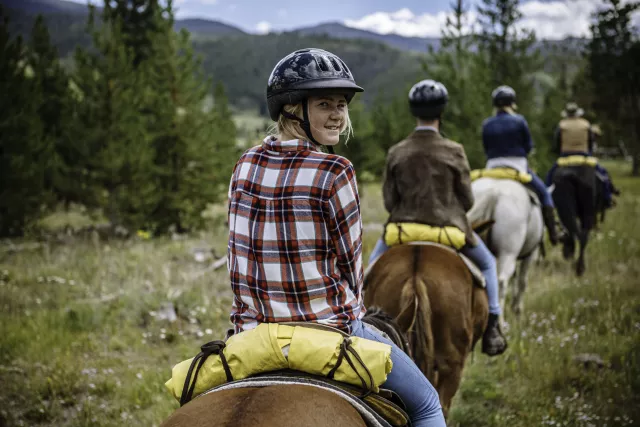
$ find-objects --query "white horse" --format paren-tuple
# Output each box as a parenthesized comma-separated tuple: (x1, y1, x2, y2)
(467, 178, 543, 316)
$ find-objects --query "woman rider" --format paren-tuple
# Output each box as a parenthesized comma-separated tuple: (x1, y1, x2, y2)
(227, 48, 446, 427)
(481, 85, 559, 244)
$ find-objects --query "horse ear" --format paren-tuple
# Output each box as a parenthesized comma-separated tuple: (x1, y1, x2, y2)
(472, 220, 495, 235)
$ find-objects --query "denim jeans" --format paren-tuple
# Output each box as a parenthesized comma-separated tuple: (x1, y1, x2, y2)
(351, 320, 446, 427)
(367, 233, 501, 315)
(528, 168, 555, 208)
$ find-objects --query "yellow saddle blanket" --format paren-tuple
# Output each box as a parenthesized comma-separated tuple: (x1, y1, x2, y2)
(557, 155, 598, 167)
(165, 323, 393, 402)
(384, 222, 467, 250)
(470, 167, 533, 183)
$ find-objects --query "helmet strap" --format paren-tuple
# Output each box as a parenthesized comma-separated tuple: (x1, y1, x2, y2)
(280, 101, 327, 150)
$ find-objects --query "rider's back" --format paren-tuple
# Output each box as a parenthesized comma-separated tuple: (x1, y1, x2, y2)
(384, 129, 475, 245)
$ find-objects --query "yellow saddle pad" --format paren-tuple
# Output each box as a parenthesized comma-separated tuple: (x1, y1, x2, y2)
(165, 323, 393, 403)
(471, 167, 533, 183)
(384, 222, 467, 250)
(557, 155, 598, 167)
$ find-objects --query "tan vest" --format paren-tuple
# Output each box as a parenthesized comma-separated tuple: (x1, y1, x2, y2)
(559, 117, 590, 153)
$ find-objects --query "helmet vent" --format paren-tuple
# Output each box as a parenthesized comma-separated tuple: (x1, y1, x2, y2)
(330, 58, 341, 71)
(316, 56, 330, 72)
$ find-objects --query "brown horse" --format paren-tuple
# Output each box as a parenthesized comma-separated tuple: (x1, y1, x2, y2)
(160, 384, 367, 427)
(364, 244, 488, 417)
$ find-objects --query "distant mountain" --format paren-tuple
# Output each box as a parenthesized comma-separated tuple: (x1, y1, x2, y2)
(2, 0, 89, 16)
(174, 18, 246, 36)
(293, 22, 440, 53)
(4, 0, 246, 41)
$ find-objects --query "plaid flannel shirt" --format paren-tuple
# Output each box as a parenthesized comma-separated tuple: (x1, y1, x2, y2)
(228, 136, 364, 334)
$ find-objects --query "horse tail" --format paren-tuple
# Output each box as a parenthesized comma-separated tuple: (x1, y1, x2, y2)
(467, 184, 498, 223)
(408, 247, 435, 379)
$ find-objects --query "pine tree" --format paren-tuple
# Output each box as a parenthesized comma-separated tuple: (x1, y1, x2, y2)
(103, 0, 164, 66)
(28, 15, 78, 206)
(424, 0, 492, 168)
(73, 5, 159, 228)
(587, 0, 640, 174)
(0, 7, 53, 236)
(144, 6, 239, 232)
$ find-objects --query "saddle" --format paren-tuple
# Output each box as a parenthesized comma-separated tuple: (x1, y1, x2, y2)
(471, 167, 533, 184)
(198, 371, 410, 427)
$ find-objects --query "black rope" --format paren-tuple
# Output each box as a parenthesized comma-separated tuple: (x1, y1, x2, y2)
(179, 340, 233, 406)
(326, 337, 375, 399)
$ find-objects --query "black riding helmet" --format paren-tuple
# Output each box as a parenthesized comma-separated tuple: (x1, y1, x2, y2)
(408, 79, 448, 119)
(266, 48, 363, 144)
(491, 85, 516, 107)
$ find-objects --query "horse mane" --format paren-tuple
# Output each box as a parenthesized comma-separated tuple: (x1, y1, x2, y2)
(362, 306, 411, 357)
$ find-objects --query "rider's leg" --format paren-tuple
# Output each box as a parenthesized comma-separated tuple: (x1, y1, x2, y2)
(461, 234, 507, 356)
(529, 169, 558, 244)
(368, 238, 390, 265)
(351, 320, 446, 427)
(595, 163, 616, 206)
(545, 163, 558, 186)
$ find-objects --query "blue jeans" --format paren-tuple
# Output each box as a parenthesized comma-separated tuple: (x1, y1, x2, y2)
(351, 320, 446, 427)
(368, 233, 501, 315)
(528, 169, 554, 208)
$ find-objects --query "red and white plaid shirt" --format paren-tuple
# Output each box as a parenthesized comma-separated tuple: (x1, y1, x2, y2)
(228, 136, 364, 333)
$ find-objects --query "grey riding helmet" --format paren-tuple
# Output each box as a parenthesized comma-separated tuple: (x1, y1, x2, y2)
(408, 79, 449, 119)
(266, 48, 364, 143)
(491, 85, 516, 107)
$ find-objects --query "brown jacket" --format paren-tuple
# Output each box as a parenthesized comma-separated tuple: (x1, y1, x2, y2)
(383, 129, 476, 246)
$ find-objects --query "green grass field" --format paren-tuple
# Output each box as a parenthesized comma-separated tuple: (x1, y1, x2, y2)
(0, 161, 638, 426)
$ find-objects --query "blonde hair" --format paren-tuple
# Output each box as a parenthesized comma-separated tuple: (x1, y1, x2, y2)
(493, 105, 517, 115)
(269, 102, 354, 144)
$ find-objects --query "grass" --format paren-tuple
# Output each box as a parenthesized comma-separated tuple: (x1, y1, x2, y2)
(0, 160, 638, 426)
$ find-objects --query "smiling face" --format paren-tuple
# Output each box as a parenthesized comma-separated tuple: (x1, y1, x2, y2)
(307, 94, 348, 146)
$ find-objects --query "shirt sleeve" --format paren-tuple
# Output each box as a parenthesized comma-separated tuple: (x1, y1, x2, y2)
(325, 164, 364, 293)
(454, 146, 475, 212)
(522, 117, 534, 154)
(382, 151, 399, 214)
(553, 126, 561, 154)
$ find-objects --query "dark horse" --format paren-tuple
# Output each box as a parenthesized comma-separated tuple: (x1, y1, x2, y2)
(552, 165, 597, 276)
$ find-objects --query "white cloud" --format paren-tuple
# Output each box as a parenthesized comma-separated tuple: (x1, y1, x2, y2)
(256, 21, 272, 34)
(344, 1, 640, 40)
(200, 0, 218, 4)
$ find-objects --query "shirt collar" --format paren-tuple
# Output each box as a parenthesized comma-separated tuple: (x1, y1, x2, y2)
(262, 136, 319, 153)
(415, 125, 440, 133)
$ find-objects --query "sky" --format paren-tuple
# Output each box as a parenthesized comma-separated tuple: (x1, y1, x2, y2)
(65, 0, 640, 40)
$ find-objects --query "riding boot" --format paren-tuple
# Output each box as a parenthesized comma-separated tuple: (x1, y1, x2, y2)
(542, 206, 559, 246)
(482, 313, 507, 356)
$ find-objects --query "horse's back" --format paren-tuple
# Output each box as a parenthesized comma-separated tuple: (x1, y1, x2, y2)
(365, 245, 484, 345)
(161, 385, 366, 427)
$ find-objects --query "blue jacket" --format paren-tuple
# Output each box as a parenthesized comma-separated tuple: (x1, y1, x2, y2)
(482, 112, 533, 159)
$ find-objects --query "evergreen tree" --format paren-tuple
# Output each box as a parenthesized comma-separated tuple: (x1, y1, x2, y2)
(143, 6, 239, 232)
(28, 15, 77, 206)
(424, 0, 492, 168)
(0, 7, 53, 236)
(103, 0, 164, 66)
(587, 0, 640, 174)
(73, 5, 159, 228)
